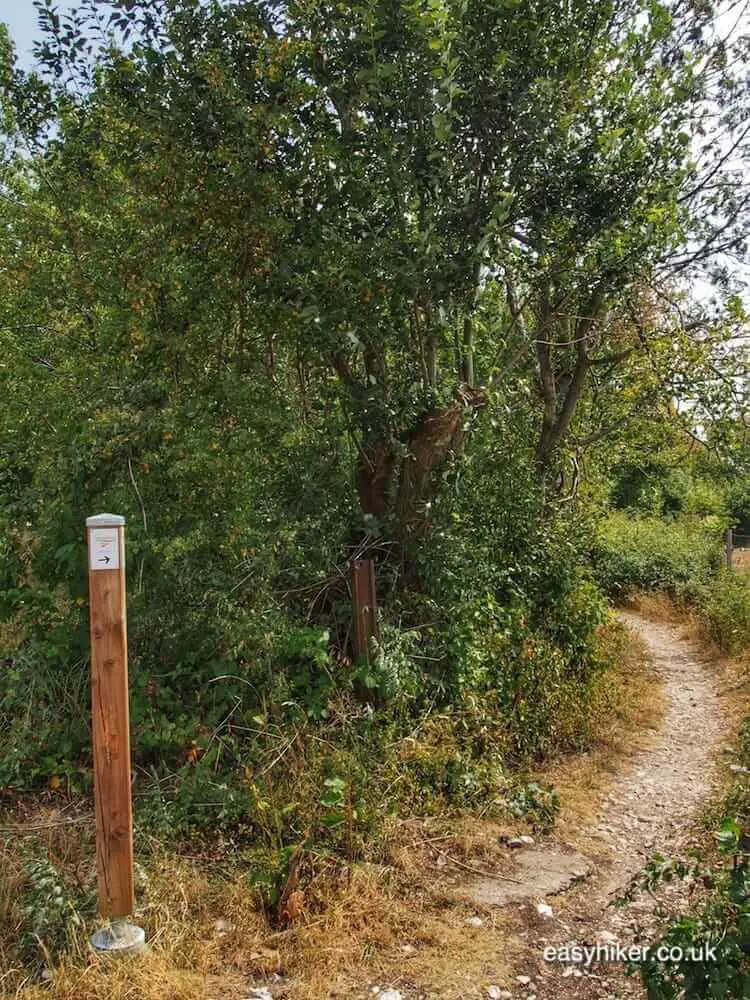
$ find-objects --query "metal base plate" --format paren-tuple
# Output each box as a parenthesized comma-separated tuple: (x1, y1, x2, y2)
(91, 920, 146, 957)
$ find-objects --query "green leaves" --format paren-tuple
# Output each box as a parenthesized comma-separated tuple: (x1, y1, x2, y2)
(714, 818, 741, 853)
(630, 835, 750, 999)
(0, 0, 747, 847)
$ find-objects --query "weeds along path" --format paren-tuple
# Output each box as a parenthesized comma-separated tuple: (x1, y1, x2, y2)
(510, 612, 727, 999)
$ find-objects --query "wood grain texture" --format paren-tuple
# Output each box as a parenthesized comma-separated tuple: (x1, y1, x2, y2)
(88, 524, 135, 919)
(352, 558, 379, 663)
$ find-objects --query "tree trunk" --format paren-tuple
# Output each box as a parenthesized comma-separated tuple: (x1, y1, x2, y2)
(395, 386, 484, 534)
(354, 388, 484, 534)
(534, 285, 605, 469)
(356, 439, 396, 519)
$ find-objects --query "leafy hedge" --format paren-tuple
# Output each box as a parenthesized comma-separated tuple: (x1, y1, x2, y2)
(591, 512, 723, 597)
(591, 510, 750, 657)
(692, 571, 750, 656)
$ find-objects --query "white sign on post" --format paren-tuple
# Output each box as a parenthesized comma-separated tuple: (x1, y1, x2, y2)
(90, 528, 120, 571)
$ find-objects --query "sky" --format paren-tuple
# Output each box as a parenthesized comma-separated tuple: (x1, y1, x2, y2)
(3, 0, 76, 68)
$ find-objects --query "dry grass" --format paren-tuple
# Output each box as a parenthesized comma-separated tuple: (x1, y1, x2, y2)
(0, 619, 667, 1000)
(732, 548, 750, 572)
(1, 825, 519, 1000)
(620, 590, 682, 624)
(0, 619, 24, 656)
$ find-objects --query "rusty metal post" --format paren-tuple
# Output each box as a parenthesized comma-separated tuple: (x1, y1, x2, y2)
(352, 559, 379, 662)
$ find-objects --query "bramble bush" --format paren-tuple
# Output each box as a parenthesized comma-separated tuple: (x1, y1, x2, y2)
(624, 826, 750, 999)
(0, 393, 617, 852)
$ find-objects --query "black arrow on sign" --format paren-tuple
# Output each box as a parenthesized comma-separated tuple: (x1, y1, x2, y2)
(98, 556, 111, 564)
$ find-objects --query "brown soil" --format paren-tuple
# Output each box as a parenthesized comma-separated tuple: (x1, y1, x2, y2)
(495, 612, 730, 1000)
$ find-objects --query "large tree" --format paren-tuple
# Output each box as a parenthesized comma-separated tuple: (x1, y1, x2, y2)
(3, 0, 748, 546)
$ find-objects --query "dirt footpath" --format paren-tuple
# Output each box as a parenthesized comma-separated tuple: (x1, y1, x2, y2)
(498, 613, 728, 999)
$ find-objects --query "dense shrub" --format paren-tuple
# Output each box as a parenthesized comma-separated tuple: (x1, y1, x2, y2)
(609, 462, 731, 520)
(590, 505, 750, 657)
(591, 512, 723, 597)
(1, 443, 616, 844)
(691, 571, 750, 655)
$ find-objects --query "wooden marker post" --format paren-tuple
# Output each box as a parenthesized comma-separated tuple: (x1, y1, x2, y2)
(727, 528, 734, 570)
(86, 513, 135, 924)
